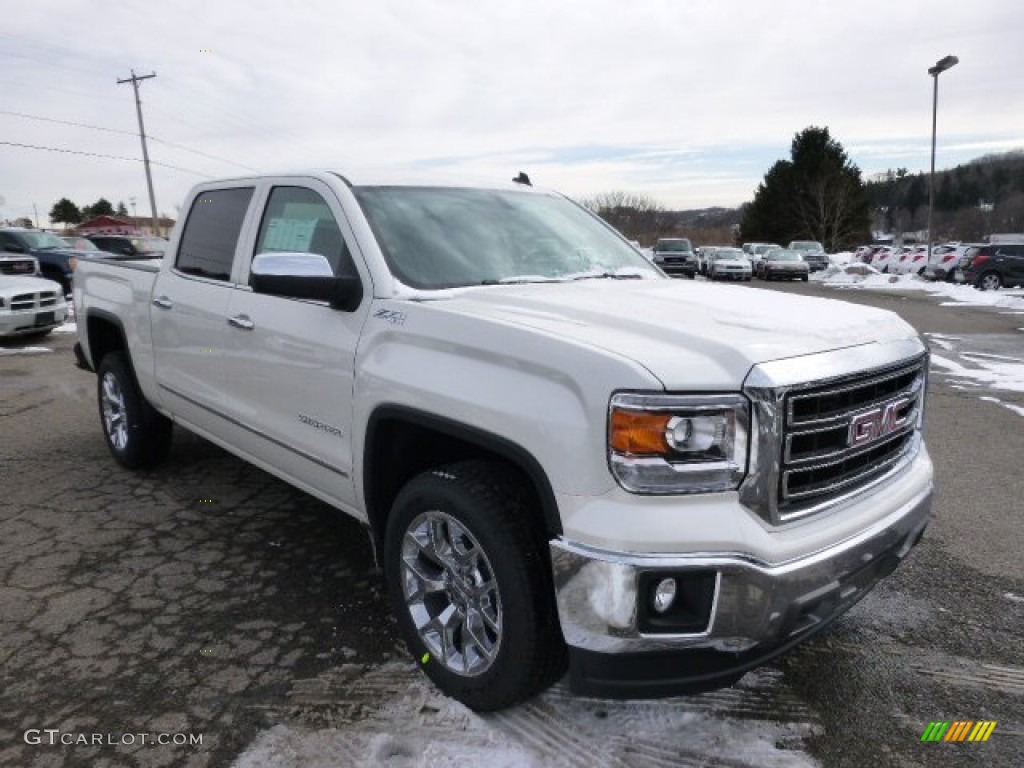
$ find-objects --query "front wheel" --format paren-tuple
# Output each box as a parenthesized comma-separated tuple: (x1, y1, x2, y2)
(96, 352, 173, 469)
(976, 271, 1002, 291)
(385, 460, 566, 711)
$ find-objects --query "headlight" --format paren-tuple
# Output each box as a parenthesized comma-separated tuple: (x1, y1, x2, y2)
(608, 393, 749, 494)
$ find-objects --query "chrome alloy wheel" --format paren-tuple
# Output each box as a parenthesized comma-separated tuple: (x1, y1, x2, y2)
(978, 272, 1002, 291)
(400, 510, 502, 676)
(100, 371, 128, 451)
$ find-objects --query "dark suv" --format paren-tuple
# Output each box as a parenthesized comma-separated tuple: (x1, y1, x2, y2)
(86, 235, 169, 258)
(0, 228, 79, 295)
(651, 238, 697, 278)
(959, 243, 1024, 290)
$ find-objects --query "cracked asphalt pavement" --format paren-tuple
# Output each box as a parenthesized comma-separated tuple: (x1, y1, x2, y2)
(1, 281, 1023, 767)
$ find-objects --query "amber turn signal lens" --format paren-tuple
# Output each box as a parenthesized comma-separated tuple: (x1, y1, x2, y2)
(610, 410, 671, 455)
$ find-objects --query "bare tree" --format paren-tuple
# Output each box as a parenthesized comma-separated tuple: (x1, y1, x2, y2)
(580, 191, 667, 242)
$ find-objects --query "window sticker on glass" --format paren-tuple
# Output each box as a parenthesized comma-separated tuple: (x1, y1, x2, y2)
(262, 217, 317, 252)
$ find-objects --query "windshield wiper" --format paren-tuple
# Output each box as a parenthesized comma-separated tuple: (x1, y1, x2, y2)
(570, 272, 643, 281)
(479, 276, 567, 285)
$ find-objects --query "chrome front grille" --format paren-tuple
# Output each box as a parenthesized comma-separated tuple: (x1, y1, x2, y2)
(0, 259, 36, 275)
(741, 340, 928, 525)
(780, 358, 925, 514)
(9, 292, 57, 311)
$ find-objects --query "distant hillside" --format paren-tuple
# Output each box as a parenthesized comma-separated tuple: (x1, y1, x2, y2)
(865, 149, 1024, 242)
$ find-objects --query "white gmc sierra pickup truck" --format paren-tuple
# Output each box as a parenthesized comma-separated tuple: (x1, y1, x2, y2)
(74, 172, 933, 711)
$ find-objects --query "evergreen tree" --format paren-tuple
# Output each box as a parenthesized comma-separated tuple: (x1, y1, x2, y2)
(740, 127, 870, 250)
(49, 198, 82, 229)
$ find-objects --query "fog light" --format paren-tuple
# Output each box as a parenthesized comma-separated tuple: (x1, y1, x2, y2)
(652, 578, 677, 613)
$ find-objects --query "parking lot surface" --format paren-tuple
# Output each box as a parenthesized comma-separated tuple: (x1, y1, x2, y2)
(1, 280, 1022, 767)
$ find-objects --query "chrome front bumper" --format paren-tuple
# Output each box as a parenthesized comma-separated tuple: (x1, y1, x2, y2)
(549, 482, 932, 656)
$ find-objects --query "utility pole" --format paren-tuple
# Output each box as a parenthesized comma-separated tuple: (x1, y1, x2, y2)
(33, 203, 39, 228)
(117, 70, 159, 236)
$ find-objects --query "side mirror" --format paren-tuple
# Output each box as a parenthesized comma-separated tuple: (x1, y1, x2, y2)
(250, 252, 363, 312)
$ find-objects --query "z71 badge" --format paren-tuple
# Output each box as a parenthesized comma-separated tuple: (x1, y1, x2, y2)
(373, 308, 407, 326)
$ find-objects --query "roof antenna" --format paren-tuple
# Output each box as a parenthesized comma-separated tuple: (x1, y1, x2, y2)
(513, 171, 532, 186)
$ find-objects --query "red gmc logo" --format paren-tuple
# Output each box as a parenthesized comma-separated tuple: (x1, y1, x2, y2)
(848, 397, 912, 447)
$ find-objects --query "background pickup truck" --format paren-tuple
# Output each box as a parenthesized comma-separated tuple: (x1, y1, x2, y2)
(74, 171, 933, 711)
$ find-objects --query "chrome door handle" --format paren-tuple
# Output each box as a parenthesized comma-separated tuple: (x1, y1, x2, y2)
(227, 314, 255, 331)
(152, 296, 173, 309)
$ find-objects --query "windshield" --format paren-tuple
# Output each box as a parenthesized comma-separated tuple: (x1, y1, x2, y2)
(790, 241, 823, 252)
(60, 237, 101, 251)
(18, 231, 68, 250)
(768, 250, 803, 262)
(753, 244, 780, 255)
(715, 249, 744, 259)
(353, 186, 659, 289)
(656, 239, 692, 253)
(131, 237, 168, 253)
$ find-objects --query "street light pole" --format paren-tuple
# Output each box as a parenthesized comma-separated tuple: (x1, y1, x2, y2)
(927, 55, 958, 266)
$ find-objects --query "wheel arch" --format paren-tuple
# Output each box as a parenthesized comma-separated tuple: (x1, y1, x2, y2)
(363, 405, 563, 550)
(83, 309, 145, 387)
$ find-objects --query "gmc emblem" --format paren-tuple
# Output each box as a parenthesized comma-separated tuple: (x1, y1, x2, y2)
(848, 397, 912, 448)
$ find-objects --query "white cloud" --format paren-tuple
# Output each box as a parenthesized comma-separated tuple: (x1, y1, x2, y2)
(1, 0, 1022, 216)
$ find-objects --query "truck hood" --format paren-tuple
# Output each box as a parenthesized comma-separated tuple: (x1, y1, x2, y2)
(0, 274, 65, 296)
(432, 280, 917, 390)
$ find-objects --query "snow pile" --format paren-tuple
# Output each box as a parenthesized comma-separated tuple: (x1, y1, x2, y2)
(827, 251, 855, 266)
(814, 269, 1024, 309)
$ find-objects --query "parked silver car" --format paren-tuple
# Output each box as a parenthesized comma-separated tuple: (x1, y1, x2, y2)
(707, 247, 752, 281)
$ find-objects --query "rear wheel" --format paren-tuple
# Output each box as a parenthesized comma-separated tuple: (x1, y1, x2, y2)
(96, 352, 173, 469)
(385, 460, 566, 711)
(976, 271, 1002, 291)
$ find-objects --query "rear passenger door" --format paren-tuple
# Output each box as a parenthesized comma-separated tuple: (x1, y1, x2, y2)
(220, 179, 371, 512)
(151, 186, 256, 428)
(1005, 244, 1024, 286)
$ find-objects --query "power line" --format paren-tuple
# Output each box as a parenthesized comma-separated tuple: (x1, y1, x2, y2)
(0, 109, 137, 136)
(0, 107, 259, 171)
(0, 140, 211, 177)
(148, 136, 259, 171)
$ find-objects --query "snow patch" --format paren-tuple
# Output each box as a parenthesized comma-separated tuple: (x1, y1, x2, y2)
(233, 664, 821, 768)
(0, 346, 52, 356)
(929, 353, 1024, 393)
(51, 322, 77, 334)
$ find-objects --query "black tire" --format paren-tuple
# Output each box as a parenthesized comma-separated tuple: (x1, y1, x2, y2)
(975, 271, 1002, 291)
(384, 460, 566, 711)
(96, 351, 173, 469)
(801, 275, 809, 282)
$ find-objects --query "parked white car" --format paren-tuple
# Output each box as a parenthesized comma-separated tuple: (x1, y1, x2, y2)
(923, 243, 974, 282)
(893, 245, 928, 275)
(871, 246, 901, 273)
(0, 274, 68, 337)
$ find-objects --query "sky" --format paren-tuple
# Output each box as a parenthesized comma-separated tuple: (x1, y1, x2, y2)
(1, 0, 1022, 224)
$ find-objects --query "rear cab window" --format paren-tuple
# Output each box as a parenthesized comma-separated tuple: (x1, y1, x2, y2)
(175, 187, 255, 281)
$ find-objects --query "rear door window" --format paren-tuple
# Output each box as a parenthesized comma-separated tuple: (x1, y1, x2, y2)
(176, 187, 254, 281)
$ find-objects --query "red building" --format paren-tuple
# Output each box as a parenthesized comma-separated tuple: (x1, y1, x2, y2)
(76, 215, 175, 238)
